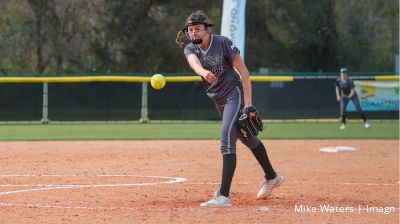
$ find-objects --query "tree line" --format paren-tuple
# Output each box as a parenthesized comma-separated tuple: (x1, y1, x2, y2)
(0, 0, 398, 75)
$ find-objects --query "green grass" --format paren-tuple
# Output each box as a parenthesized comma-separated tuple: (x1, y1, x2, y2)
(0, 122, 397, 141)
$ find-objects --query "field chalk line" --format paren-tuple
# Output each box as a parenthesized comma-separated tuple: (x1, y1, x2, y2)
(0, 174, 187, 196)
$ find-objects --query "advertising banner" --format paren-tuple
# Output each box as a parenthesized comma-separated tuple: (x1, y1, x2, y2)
(348, 81, 399, 111)
(221, 0, 247, 60)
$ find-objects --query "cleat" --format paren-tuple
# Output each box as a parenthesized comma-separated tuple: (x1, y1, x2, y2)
(200, 191, 232, 207)
(257, 175, 284, 199)
(340, 124, 346, 130)
(364, 122, 370, 128)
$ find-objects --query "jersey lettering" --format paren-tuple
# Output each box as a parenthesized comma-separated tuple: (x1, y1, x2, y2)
(200, 54, 224, 77)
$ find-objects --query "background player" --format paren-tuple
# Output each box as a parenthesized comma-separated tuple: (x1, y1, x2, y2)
(335, 67, 370, 130)
(176, 11, 284, 207)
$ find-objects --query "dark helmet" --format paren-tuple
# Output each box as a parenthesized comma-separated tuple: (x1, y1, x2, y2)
(340, 67, 348, 73)
(183, 11, 214, 31)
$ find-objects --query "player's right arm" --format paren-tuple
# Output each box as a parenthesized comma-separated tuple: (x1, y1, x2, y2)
(335, 78, 341, 102)
(186, 54, 216, 84)
(335, 86, 342, 102)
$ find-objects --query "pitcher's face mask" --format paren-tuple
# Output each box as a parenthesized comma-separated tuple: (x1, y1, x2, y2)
(186, 24, 208, 44)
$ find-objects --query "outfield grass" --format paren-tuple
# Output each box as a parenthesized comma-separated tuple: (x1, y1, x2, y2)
(0, 122, 397, 141)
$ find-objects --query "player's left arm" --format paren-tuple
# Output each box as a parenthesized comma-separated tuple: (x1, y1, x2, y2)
(232, 54, 252, 107)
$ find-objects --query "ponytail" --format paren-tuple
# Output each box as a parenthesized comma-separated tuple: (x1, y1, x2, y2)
(175, 30, 187, 48)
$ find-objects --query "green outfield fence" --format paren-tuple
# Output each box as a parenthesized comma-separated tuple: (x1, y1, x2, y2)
(0, 73, 398, 123)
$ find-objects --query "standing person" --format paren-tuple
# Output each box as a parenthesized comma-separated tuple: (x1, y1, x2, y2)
(175, 11, 284, 207)
(335, 67, 370, 130)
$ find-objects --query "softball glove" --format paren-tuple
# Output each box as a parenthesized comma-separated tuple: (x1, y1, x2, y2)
(238, 106, 264, 141)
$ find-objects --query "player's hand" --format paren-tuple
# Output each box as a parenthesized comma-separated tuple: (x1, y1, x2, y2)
(341, 95, 349, 100)
(243, 105, 257, 115)
(336, 96, 341, 102)
(203, 71, 217, 84)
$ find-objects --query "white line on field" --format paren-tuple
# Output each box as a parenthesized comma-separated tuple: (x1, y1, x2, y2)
(0, 174, 187, 196)
(0, 202, 278, 212)
(0, 202, 136, 211)
(343, 182, 399, 186)
(183, 182, 399, 186)
(183, 182, 250, 185)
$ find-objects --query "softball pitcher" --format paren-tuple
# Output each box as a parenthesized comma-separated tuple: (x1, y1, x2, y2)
(335, 67, 370, 130)
(176, 11, 284, 207)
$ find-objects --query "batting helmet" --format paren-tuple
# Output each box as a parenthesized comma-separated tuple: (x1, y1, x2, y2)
(183, 11, 214, 31)
(340, 67, 348, 73)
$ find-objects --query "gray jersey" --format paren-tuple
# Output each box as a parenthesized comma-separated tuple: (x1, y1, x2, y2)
(335, 77, 356, 96)
(184, 35, 241, 100)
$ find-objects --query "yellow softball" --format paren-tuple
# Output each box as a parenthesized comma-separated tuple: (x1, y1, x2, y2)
(150, 74, 166, 90)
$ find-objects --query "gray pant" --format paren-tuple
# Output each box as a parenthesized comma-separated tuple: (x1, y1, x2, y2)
(214, 86, 260, 155)
(340, 94, 364, 116)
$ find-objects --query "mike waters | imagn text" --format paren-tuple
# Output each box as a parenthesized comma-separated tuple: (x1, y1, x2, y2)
(294, 204, 396, 215)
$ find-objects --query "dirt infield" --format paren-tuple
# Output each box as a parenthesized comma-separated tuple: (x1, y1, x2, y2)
(0, 140, 398, 223)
